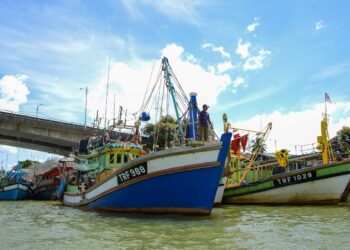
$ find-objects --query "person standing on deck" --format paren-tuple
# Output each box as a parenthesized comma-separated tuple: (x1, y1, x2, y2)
(198, 104, 213, 141)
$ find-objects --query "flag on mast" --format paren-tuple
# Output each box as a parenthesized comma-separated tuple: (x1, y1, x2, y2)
(325, 92, 331, 102)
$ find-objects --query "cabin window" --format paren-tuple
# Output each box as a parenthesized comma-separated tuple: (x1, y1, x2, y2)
(109, 154, 114, 164)
(124, 154, 128, 163)
(116, 154, 122, 163)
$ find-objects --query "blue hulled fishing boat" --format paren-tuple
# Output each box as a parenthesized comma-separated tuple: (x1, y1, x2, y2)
(64, 133, 231, 215)
(0, 162, 31, 200)
(62, 57, 232, 215)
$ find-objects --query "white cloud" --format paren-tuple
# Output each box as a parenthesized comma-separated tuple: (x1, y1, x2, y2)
(0, 74, 30, 112)
(121, 0, 144, 19)
(208, 65, 216, 73)
(0, 145, 17, 154)
(122, 0, 204, 25)
(217, 61, 234, 73)
(315, 21, 324, 31)
(312, 62, 350, 80)
(202, 43, 230, 58)
(88, 43, 232, 125)
(186, 54, 197, 63)
(243, 48, 271, 71)
(232, 76, 245, 88)
(247, 17, 260, 32)
(235, 39, 251, 59)
(217, 83, 282, 111)
(233, 102, 350, 153)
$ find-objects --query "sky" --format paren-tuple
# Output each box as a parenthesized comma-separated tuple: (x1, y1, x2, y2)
(1, 0, 350, 169)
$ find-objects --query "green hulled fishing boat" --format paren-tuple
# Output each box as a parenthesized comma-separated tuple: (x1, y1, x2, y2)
(222, 111, 350, 205)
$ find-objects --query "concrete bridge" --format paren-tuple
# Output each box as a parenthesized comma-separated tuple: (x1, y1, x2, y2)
(0, 110, 137, 156)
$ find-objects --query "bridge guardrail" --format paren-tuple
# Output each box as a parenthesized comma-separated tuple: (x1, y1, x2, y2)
(0, 109, 93, 129)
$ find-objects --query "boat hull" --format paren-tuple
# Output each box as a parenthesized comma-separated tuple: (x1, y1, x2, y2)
(0, 184, 29, 200)
(223, 161, 350, 205)
(64, 133, 232, 215)
(214, 177, 227, 206)
(75, 165, 224, 214)
(224, 173, 350, 204)
(32, 183, 56, 200)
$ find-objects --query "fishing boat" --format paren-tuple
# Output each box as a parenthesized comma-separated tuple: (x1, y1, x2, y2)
(222, 111, 350, 205)
(62, 57, 232, 215)
(31, 160, 74, 200)
(341, 180, 350, 203)
(214, 177, 227, 206)
(0, 162, 31, 200)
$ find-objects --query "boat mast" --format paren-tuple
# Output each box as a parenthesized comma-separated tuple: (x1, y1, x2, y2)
(162, 57, 184, 141)
(318, 93, 335, 164)
(104, 50, 112, 129)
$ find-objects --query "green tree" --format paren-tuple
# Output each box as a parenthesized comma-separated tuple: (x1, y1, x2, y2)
(143, 115, 177, 150)
(335, 126, 350, 156)
(249, 137, 267, 154)
(20, 159, 39, 168)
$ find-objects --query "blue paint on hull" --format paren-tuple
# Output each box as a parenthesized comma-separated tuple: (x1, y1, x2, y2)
(88, 166, 221, 213)
(85, 132, 232, 214)
(0, 184, 29, 200)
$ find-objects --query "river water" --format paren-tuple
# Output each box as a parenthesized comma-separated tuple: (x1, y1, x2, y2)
(0, 201, 349, 249)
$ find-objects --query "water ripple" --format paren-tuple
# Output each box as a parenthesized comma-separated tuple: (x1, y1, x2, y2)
(0, 201, 350, 249)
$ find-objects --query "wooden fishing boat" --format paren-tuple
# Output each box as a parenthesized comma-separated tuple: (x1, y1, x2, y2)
(340, 180, 350, 202)
(31, 161, 74, 200)
(61, 57, 232, 215)
(214, 177, 227, 206)
(0, 162, 31, 200)
(223, 158, 350, 204)
(63, 134, 231, 214)
(222, 111, 350, 205)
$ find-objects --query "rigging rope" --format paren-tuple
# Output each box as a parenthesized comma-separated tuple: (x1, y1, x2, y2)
(140, 60, 157, 113)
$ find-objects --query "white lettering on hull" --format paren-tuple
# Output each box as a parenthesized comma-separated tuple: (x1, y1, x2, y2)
(227, 174, 350, 204)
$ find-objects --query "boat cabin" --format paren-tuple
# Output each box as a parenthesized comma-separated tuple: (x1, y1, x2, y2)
(65, 138, 146, 195)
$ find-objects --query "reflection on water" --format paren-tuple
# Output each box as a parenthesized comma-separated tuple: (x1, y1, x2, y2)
(0, 201, 349, 249)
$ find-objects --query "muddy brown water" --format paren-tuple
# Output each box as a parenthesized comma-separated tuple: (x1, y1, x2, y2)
(0, 201, 349, 249)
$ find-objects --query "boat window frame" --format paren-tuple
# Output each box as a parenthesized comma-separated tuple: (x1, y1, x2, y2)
(116, 154, 122, 164)
(109, 153, 115, 164)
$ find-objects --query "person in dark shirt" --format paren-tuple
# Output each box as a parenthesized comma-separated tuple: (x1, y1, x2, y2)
(198, 104, 213, 141)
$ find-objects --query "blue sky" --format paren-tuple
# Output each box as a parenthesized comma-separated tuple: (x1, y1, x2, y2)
(1, 0, 350, 168)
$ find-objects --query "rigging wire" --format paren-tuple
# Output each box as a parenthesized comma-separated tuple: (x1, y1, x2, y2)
(165, 88, 170, 148)
(137, 57, 197, 147)
(169, 64, 189, 102)
(140, 60, 158, 113)
(140, 65, 163, 113)
(159, 81, 167, 147)
(152, 74, 164, 150)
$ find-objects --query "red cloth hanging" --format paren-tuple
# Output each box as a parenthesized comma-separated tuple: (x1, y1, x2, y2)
(241, 134, 249, 152)
(231, 133, 241, 155)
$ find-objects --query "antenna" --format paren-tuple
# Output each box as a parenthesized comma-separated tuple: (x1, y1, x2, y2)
(104, 50, 112, 129)
(113, 93, 116, 125)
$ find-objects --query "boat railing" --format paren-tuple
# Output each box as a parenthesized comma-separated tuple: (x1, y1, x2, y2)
(293, 143, 320, 155)
(232, 152, 323, 172)
(229, 152, 324, 184)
